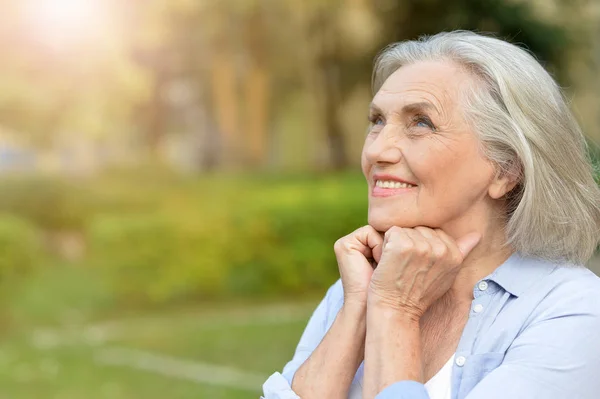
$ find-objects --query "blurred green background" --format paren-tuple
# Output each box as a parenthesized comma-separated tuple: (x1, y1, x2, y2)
(0, 0, 599, 398)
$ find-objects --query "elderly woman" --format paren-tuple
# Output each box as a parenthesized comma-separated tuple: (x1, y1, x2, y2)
(262, 31, 600, 399)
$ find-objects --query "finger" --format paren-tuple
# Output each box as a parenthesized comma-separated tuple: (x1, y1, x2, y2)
(413, 226, 435, 239)
(456, 232, 481, 258)
(335, 229, 370, 259)
(381, 226, 412, 257)
(434, 229, 466, 264)
(357, 225, 384, 263)
(383, 226, 408, 251)
(365, 226, 384, 263)
(414, 226, 448, 261)
(404, 228, 434, 263)
(435, 229, 481, 262)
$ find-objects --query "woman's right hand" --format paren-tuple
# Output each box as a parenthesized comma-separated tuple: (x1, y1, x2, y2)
(288, 226, 383, 399)
(334, 225, 384, 308)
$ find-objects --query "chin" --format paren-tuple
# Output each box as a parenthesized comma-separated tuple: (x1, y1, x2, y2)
(367, 212, 419, 233)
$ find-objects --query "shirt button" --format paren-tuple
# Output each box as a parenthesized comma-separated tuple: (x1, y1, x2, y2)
(473, 304, 484, 313)
(478, 281, 489, 291)
(455, 356, 466, 367)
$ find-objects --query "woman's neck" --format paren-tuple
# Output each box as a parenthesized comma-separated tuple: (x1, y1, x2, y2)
(440, 202, 514, 302)
(449, 225, 514, 302)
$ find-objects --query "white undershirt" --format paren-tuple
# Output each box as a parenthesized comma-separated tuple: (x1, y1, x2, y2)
(348, 354, 454, 399)
(423, 354, 454, 399)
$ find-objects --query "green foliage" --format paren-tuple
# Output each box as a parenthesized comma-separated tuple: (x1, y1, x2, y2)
(228, 174, 367, 297)
(87, 173, 367, 305)
(376, 0, 570, 82)
(0, 214, 41, 280)
(3, 169, 597, 310)
(90, 212, 232, 304)
(0, 177, 90, 231)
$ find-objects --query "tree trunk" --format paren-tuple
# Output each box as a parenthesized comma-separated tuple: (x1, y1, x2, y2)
(211, 50, 239, 168)
(321, 61, 347, 170)
(244, 6, 270, 167)
(147, 70, 167, 159)
(244, 66, 270, 166)
(317, 10, 348, 170)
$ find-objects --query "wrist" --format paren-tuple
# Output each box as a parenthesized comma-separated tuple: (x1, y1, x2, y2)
(364, 300, 424, 389)
(339, 302, 367, 369)
(340, 300, 367, 323)
(367, 298, 422, 326)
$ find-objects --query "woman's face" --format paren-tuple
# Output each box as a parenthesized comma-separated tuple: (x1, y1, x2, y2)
(362, 60, 497, 233)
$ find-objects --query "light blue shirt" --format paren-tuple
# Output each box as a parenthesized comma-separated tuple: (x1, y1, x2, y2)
(262, 252, 600, 399)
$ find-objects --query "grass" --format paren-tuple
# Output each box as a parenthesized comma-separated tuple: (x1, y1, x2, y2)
(114, 314, 313, 374)
(0, 260, 322, 399)
(0, 299, 320, 399)
(0, 337, 246, 399)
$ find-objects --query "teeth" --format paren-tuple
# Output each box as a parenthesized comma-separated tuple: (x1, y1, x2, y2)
(376, 180, 415, 189)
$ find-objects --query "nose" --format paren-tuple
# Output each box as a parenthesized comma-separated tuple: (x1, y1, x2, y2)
(364, 125, 403, 165)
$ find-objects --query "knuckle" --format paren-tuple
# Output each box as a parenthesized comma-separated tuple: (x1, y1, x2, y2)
(333, 238, 347, 252)
(415, 226, 432, 236)
(415, 242, 431, 256)
(364, 225, 377, 234)
(357, 225, 369, 234)
(397, 238, 414, 253)
(432, 243, 448, 258)
(385, 226, 401, 237)
(451, 251, 464, 265)
(434, 228, 447, 239)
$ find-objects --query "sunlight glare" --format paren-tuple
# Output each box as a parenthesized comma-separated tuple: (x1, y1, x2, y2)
(25, 0, 107, 46)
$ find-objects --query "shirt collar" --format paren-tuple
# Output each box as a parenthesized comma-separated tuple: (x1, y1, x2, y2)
(483, 251, 560, 297)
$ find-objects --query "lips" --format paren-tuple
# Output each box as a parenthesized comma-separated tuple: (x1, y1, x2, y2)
(375, 180, 415, 189)
(372, 174, 418, 187)
(371, 174, 417, 197)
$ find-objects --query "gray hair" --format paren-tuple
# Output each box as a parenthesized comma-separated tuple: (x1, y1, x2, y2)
(373, 31, 600, 265)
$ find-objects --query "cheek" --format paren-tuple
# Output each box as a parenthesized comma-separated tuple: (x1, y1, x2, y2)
(361, 154, 368, 177)
(404, 141, 453, 182)
(360, 142, 371, 178)
(416, 142, 493, 204)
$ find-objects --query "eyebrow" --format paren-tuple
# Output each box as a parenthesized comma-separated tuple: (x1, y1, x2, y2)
(369, 101, 439, 116)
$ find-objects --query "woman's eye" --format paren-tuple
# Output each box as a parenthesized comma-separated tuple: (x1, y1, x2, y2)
(413, 115, 435, 130)
(369, 115, 385, 126)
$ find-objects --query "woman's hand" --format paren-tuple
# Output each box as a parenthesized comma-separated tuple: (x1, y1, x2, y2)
(334, 225, 385, 309)
(289, 226, 384, 399)
(367, 226, 481, 320)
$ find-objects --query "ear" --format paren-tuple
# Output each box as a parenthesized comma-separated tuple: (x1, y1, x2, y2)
(488, 171, 519, 200)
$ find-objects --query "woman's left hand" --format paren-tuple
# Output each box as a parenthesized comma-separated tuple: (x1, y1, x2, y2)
(367, 226, 481, 321)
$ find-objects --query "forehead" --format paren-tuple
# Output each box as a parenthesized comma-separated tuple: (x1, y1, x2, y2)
(374, 61, 472, 111)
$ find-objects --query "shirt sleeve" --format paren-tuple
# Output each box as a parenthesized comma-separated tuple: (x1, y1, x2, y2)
(262, 279, 343, 399)
(461, 284, 600, 399)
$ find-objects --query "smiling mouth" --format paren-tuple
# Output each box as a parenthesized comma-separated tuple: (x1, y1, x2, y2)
(375, 180, 417, 189)
(372, 179, 417, 197)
